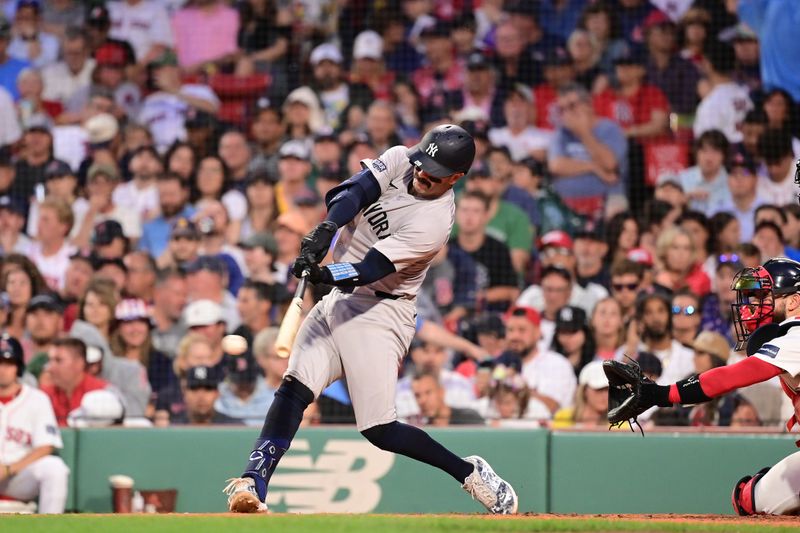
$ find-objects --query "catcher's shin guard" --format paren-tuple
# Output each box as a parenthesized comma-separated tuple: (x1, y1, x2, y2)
(731, 467, 770, 515)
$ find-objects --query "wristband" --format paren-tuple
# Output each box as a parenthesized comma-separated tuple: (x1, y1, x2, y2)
(675, 374, 712, 405)
(325, 263, 359, 283)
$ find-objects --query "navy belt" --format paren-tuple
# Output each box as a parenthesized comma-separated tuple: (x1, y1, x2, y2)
(338, 286, 401, 300)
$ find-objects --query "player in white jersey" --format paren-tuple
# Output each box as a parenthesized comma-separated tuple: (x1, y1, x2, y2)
(0, 335, 69, 513)
(223, 125, 518, 514)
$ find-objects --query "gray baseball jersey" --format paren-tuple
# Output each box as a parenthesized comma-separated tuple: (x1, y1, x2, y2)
(333, 145, 455, 298)
(286, 145, 456, 430)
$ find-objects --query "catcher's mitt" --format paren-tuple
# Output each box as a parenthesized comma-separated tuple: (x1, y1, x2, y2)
(602, 357, 671, 434)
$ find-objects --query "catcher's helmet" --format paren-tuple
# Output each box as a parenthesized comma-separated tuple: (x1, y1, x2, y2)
(0, 334, 24, 377)
(731, 258, 800, 350)
(406, 124, 476, 178)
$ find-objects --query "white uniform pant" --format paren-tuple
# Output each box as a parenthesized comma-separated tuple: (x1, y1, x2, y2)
(286, 289, 416, 431)
(0, 456, 69, 514)
(754, 449, 800, 515)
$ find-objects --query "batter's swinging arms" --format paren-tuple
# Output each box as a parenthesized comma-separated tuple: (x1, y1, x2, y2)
(223, 125, 518, 514)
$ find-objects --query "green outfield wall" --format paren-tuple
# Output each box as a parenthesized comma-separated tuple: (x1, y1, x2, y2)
(56, 427, 797, 514)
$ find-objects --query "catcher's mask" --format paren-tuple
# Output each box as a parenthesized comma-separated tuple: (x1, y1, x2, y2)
(731, 266, 775, 350)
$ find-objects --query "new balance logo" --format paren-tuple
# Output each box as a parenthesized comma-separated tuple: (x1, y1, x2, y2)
(425, 143, 439, 157)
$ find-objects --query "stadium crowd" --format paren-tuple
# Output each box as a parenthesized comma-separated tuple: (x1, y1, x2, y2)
(1, 0, 800, 443)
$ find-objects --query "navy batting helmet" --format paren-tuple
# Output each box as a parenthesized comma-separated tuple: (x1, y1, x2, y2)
(406, 124, 476, 178)
(0, 334, 24, 377)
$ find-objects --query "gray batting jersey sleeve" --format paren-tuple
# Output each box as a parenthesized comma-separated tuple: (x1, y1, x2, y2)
(332, 145, 455, 298)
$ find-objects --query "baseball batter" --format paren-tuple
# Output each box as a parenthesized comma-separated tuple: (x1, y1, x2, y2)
(224, 125, 518, 514)
(0, 335, 69, 513)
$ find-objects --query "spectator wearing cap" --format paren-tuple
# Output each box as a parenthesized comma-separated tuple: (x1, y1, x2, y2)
(153, 333, 216, 423)
(170, 365, 239, 425)
(249, 105, 285, 179)
(282, 86, 325, 142)
(29, 197, 75, 291)
(8, 0, 59, 68)
(670, 289, 701, 347)
(412, 20, 465, 114)
(157, 216, 199, 269)
(91, 220, 128, 260)
(171, 0, 238, 72)
(453, 51, 503, 129)
(305, 43, 370, 132)
(551, 305, 595, 376)
(573, 228, 609, 288)
(676, 130, 729, 216)
(193, 199, 246, 294)
(532, 46, 576, 131)
(239, 232, 278, 284)
(757, 128, 800, 206)
(0, 195, 32, 254)
(488, 81, 551, 162)
(609, 258, 645, 321)
(185, 255, 240, 330)
(110, 298, 174, 397)
(139, 173, 195, 259)
(0, 14, 30, 99)
(40, 26, 93, 105)
(24, 293, 63, 363)
(150, 268, 187, 359)
(123, 251, 156, 303)
(518, 230, 608, 318)
(450, 191, 518, 311)
(25, 159, 85, 241)
(218, 131, 252, 192)
(350, 30, 394, 102)
(113, 146, 161, 224)
(247, 154, 283, 218)
(107, 0, 173, 65)
(396, 339, 478, 422)
(593, 44, 670, 144)
(137, 49, 219, 153)
(643, 9, 701, 116)
(693, 42, 753, 144)
(499, 306, 577, 415)
(463, 168, 532, 274)
(738, 0, 800, 102)
(40, 337, 110, 426)
(214, 353, 274, 426)
(273, 210, 310, 285)
(627, 292, 694, 385)
(548, 83, 628, 214)
(552, 360, 609, 428)
(73, 163, 140, 250)
(708, 150, 764, 241)
(183, 299, 230, 365)
(275, 140, 311, 213)
(11, 124, 52, 203)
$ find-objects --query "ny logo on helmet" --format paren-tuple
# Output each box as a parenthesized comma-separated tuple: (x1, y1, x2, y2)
(425, 143, 439, 157)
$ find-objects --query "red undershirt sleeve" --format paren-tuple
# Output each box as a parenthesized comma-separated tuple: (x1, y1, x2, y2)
(668, 356, 783, 404)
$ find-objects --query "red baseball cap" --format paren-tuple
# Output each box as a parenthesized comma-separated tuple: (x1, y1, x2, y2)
(643, 9, 673, 32)
(538, 230, 573, 251)
(504, 306, 541, 327)
(626, 247, 654, 267)
(95, 43, 128, 68)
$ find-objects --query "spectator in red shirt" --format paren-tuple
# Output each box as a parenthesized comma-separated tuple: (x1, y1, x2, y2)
(39, 337, 110, 426)
(411, 21, 464, 116)
(534, 47, 576, 131)
(593, 45, 669, 143)
(654, 226, 711, 297)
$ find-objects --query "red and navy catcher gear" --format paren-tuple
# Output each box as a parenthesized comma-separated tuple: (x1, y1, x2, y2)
(731, 258, 800, 350)
(0, 333, 24, 377)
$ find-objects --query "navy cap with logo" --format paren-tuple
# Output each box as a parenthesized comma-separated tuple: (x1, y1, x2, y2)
(544, 46, 572, 66)
(184, 255, 228, 277)
(555, 306, 587, 333)
(186, 365, 223, 389)
(406, 124, 476, 178)
(0, 334, 24, 377)
(27, 293, 63, 314)
(227, 355, 259, 385)
(239, 232, 278, 255)
(0, 195, 26, 216)
(170, 216, 200, 240)
(466, 52, 491, 71)
(87, 5, 110, 26)
(44, 159, 73, 180)
(92, 219, 125, 246)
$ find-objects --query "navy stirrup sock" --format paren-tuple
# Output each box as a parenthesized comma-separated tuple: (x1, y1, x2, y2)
(242, 377, 314, 500)
(361, 421, 474, 483)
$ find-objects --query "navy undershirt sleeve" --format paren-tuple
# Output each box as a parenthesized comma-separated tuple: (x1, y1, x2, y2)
(324, 169, 382, 227)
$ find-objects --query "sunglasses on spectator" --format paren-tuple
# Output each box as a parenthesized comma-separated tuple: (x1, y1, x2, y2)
(672, 305, 696, 316)
(612, 282, 638, 292)
(718, 253, 740, 264)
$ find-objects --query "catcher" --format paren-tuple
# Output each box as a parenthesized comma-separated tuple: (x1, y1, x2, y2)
(604, 257, 800, 516)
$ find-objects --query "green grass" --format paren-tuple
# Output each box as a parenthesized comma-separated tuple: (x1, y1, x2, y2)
(0, 515, 796, 533)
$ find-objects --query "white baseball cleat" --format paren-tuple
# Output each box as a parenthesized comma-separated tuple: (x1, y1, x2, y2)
(223, 477, 269, 513)
(461, 455, 518, 514)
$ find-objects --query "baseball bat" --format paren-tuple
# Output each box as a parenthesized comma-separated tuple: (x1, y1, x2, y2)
(275, 271, 309, 358)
